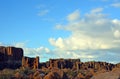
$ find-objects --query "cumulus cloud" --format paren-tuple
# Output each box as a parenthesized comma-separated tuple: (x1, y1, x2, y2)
(49, 8, 120, 63)
(67, 9, 80, 21)
(114, 30, 120, 38)
(49, 37, 65, 49)
(112, 19, 120, 25)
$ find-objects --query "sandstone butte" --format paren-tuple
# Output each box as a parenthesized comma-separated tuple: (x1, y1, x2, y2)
(0, 46, 118, 70)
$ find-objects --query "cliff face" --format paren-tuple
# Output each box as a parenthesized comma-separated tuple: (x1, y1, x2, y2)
(22, 56, 39, 69)
(0, 46, 23, 60)
(40, 59, 115, 71)
(76, 61, 115, 71)
(0, 46, 23, 69)
(0, 46, 40, 70)
(49, 58, 80, 69)
(0, 46, 39, 70)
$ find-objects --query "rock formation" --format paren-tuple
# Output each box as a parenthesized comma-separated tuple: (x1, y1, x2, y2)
(0, 46, 23, 69)
(0, 46, 23, 60)
(76, 61, 115, 71)
(22, 56, 39, 69)
(39, 59, 115, 72)
(44, 69, 68, 79)
(48, 58, 80, 69)
(0, 46, 40, 70)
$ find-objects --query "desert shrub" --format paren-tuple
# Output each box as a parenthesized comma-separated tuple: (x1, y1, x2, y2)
(0, 74, 11, 79)
(66, 69, 78, 78)
(14, 72, 23, 78)
(13, 67, 35, 79)
(44, 70, 50, 75)
(0, 69, 15, 79)
(17, 67, 35, 75)
(41, 68, 50, 75)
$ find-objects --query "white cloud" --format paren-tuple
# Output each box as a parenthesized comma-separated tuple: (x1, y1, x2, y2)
(49, 37, 65, 49)
(36, 46, 50, 53)
(49, 35, 113, 51)
(49, 8, 120, 63)
(111, 3, 120, 8)
(112, 19, 120, 25)
(67, 9, 80, 21)
(23, 46, 51, 58)
(38, 9, 49, 16)
(114, 30, 120, 38)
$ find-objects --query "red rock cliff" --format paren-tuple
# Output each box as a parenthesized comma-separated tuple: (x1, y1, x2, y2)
(22, 56, 39, 69)
(48, 58, 81, 69)
(0, 46, 23, 69)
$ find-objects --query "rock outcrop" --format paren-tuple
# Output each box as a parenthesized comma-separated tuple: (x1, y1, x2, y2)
(44, 69, 68, 79)
(0, 46, 23, 69)
(76, 61, 115, 71)
(0, 46, 23, 60)
(48, 58, 80, 69)
(39, 59, 114, 72)
(22, 56, 39, 69)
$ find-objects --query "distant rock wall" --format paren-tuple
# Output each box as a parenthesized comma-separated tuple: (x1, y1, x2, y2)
(42, 58, 81, 69)
(76, 61, 115, 71)
(0, 46, 23, 69)
(22, 56, 39, 69)
(40, 59, 115, 71)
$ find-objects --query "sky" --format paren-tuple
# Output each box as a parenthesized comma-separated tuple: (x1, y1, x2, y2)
(0, 0, 120, 63)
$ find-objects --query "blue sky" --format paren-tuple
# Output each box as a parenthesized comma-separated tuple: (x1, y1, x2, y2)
(0, 0, 120, 63)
